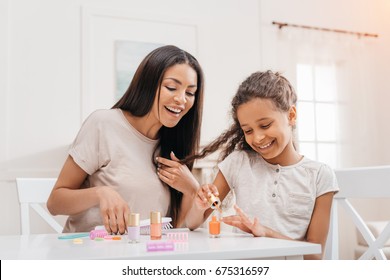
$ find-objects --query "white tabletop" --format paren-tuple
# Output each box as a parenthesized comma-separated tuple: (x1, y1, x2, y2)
(0, 229, 321, 260)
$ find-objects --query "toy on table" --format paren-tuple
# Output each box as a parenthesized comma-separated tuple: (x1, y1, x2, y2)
(150, 211, 162, 240)
(166, 231, 189, 243)
(209, 215, 220, 238)
(140, 216, 173, 235)
(127, 213, 140, 243)
(94, 217, 173, 235)
(146, 241, 174, 252)
(58, 233, 89, 240)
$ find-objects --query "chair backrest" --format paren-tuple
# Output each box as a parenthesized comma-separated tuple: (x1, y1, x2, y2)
(324, 166, 390, 259)
(16, 178, 63, 235)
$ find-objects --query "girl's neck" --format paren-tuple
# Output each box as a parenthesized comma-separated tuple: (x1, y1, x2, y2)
(263, 142, 303, 166)
(122, 110, 161, 140)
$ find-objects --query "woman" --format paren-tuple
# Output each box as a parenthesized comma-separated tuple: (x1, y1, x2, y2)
(47, 45, 204, 234)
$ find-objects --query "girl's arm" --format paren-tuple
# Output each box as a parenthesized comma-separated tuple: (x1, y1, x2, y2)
(185, 171, 231, 230)
(223, 192, 335, 260)
(303, 191, 335, 260)
(47, 155, 130, 234)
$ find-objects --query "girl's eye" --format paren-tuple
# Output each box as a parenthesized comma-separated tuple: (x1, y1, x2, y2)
(261, 123, 272, 129)
(186, 92, 195, 97)
(243, 130, 252, 135)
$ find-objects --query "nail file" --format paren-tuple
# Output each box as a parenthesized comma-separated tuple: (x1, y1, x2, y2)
(58, 233, 90, 240)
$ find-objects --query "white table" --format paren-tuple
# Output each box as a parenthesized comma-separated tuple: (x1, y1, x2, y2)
(0, 229, 321, 260)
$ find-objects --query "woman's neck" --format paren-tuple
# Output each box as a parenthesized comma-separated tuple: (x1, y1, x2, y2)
(122, 110, 161, 140)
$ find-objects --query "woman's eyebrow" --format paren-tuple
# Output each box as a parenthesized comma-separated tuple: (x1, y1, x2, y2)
(164, 77, 197, 88)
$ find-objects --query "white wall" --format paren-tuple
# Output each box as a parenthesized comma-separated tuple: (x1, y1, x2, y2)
(1, 0, 390, 259)
(258, 0, 390, 259)
(259, 0, 390, 167)
(0, 0, 261, 234)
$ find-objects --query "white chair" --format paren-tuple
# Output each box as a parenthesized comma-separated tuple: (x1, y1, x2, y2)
(324, 166, 390, 259)
(16, 178, 63, 235)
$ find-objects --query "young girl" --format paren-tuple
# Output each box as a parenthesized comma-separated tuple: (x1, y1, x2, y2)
(184, 70, 338, 259)
(47, 45, 204, 234)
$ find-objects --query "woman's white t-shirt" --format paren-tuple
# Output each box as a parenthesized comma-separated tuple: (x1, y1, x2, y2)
(63, 109, 170, 232)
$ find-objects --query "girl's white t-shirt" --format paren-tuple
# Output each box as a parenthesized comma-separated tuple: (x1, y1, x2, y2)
(218, 150, 339, 240)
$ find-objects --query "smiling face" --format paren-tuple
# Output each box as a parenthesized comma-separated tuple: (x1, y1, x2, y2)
(152, 63, 198, 128)
(237, 97, 299, 165)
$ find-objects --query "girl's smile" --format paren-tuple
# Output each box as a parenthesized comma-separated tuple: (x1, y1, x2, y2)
(257, 139, 275, 150)
(237, 98, 300, 166)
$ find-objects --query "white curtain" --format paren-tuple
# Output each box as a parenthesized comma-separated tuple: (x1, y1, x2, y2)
(263, 26, 378, 168)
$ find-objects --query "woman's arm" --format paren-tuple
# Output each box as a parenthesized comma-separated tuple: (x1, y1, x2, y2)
(47, 155, 98, 215)
(47, 155, 130, 234)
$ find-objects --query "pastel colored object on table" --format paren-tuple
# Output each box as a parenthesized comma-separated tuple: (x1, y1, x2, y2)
(146, 241, 174, 252)
(89, 229, 108, 240)
(166, 231, 189, 242)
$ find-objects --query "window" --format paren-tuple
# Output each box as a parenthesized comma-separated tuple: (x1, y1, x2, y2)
(296, 63, 339, 168)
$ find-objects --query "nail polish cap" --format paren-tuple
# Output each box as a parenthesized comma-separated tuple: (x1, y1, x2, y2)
(208, 194, 221, 209)
(150, 211, 161, 224)
(129, 213, 140, 227)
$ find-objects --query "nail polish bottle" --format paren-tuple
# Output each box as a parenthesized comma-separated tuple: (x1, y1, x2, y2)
(208, 193, 221, 212)
(127, 213, 140, 243)
(209, 215, 220, 238)
(150, 211, 162, 240)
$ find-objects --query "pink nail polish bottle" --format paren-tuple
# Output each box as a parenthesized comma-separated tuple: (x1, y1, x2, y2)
(127, 213, 140, 243)
(150, 211, 162, 240)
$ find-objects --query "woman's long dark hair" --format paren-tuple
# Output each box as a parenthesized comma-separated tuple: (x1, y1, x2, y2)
(112, 45, 204, 226)
(183, 70, 296, 165)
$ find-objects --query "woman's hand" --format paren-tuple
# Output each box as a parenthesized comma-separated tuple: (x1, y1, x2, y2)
(222, 204, 268, 237)
(95, 186, 130, 235)
(156, 151, 199, 196)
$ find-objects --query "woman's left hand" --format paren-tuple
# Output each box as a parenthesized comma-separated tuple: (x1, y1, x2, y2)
(156, 151, 199, 196)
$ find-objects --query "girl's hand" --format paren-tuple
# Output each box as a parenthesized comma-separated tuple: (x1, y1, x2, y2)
(95, 186, 130, 235)
(194, 184, 220, 210)
(222, 204, 268, 237)
(156, 151, 199, 196)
